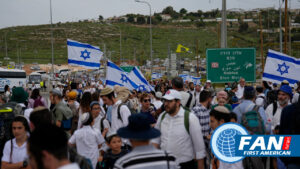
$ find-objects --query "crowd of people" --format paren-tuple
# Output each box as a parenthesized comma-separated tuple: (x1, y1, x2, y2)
(0, 76, 300, 169)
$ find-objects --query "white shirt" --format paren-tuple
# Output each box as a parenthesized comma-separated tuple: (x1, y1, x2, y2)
(93, 113, 110, 132)
(265, 102, 290, 130)
(153, 99, 163, 110)
(235, 84, 244, 99)
(110, 100, 131, 134)
(152, 107, 206, 164)
(292, 92, 299, 104)
(255, 93, 265, 107)
(57, 163, 80, 169)
(1, 139, 28, 163)
(179, 91, 195, 110)
(69, 126, 105, 169)
(194, 91, 201, 106)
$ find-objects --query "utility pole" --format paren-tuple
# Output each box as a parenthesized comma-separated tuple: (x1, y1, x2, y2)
(284, 0, 288, 54)
(168, 44, 171, 77)
(221, 0, 227, 48)
(288, 0, 291, 55)
(260, 12, 264, 74)
(196, 39, 199, 77)
(279, 0, 282, 53)
(4, 32, 8, 59)
(50, 0, 55, 77)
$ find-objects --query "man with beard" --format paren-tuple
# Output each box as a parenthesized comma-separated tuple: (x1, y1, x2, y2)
(27, 124, 80, 169)
(152, 89, 206, 169)
(265, 85, 292, 133)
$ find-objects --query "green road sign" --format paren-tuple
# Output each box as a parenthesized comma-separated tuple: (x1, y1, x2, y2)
(121, 66, 134, 73)
(206, 48, 256, 83)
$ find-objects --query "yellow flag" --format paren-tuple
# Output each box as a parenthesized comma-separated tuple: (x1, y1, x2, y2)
(176, 44, 190, 53)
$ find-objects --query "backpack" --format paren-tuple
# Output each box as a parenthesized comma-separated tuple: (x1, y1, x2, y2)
(54, 103, 73, 130)
(241, 105, 265, 135)
(33, 97, 44, 108)
(160, 109, 190, 134)
(185, 92, 193, 111)
(117, 103, 130, 123)
(257, 95, 267, 109)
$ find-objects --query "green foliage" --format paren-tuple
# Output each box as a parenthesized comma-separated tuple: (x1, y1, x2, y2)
(137, 16, 146, 24)
(239, 22, 249, 33)
(180, 8, 187, 15)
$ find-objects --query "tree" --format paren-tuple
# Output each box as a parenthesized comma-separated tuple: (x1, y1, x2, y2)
(180, 8, 187, 15)
(154, 13, 162, 22)
(162, 6, 174, 15)
(239, 22, 249, 33)
(137, 16, 146, 24)
(127, 16, 135, 23)
(295, 14, 300, 23)
(98, 15, 103, 21)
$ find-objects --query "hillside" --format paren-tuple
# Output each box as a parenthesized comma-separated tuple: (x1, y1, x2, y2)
(0, 20, 299, 66)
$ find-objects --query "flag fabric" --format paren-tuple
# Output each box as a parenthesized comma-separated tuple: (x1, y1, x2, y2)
(151, 72, 162, 80)
(128, 67, 154, 92)
(263, 49, 300, 86)
(191, 76, 201, 85)
(176, 44, 190, 53)
(106, 61, 138, 90)
(67, 39, 103, 69)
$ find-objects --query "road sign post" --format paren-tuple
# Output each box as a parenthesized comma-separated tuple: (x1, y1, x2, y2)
(206, 48, 256, 83)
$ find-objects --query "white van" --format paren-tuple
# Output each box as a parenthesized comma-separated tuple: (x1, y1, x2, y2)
(0, 68, 27, 92)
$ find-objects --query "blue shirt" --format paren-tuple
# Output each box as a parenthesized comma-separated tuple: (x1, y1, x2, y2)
(106, 106, 112, 123)
(233, 100, 270, 133)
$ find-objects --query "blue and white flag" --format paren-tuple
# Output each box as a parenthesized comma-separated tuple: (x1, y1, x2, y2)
(151, 72, 162, 80)
(106, 61, 138, 90)
(263, 49, 300, 86)
(191, 76, 201, 85)
(67, 39, 103, 69)
(128, 67, 154, 92)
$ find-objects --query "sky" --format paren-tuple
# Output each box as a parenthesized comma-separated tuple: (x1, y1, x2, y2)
(0, 0, 299, 29)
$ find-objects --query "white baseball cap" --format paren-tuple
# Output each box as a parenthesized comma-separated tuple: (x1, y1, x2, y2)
(155, 92, 163, 99)
(163, 89, 182, 101)
(206, 80, 212, 83)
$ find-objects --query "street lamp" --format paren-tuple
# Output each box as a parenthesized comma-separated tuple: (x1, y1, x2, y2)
(135, 0, 153, 74)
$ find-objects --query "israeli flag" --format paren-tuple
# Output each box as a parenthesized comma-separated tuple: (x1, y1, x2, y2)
(191, 76, 201, 85)
(106, 61, 138, 90)
(128, 67, 154, 92)
(151, 72, 162, 80)
(67, 39, 103, 69)
(263, 49, 300, 86)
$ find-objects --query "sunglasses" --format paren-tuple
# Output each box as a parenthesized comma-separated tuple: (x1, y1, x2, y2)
(143, 99, 151, 103)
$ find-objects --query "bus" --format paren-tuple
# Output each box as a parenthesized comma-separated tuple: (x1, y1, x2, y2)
(28, 72, 42, 89)
(0, 68, 27, 92)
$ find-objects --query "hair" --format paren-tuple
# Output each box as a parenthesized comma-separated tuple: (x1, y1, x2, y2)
(256, 86, 264, 93)
(200, 90, 211, 103)
(140, 93, 150, 102)
(171, 77, 184, 89)
(229, 112, 237, 121)
(106, 134, 121, 144)
(30, 107, 53, 129)
(263, 81, 272, 90)
(244, 86, 256, 100)
(9, 116, 30, 162)
(82, 112, 94, 126)
(210, 109, 230, 123)
(4, 85, 9, 92)
(31, 88, 40, 100)
(28, 124, 68, 169)
(91, 91, 100, 102)
(80, 92, 92, 112)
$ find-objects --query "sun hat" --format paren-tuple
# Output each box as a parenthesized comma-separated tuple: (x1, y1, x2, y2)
(100, 87, 114, 96)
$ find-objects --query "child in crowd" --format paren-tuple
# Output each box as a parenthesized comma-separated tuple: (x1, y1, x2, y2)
(97, 134, 128, 169)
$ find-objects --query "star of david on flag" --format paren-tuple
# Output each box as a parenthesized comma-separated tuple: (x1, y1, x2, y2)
(263, 49, 300, 86)
(80, 49, 91, 60)
(128, 66, 154, 92)
(277, 62, 289, 75)
(67, 39, 103, 69)
(106, 60, 138, 90)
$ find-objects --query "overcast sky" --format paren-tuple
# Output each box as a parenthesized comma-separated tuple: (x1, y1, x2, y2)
(0, 0, 299, 29)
